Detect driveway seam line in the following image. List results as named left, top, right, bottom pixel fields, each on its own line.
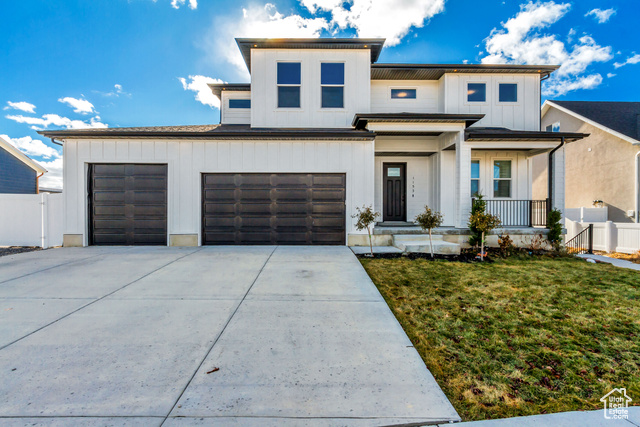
left=0, top=248, right=203, bottom=352
left=160, top=245, right=278, bottom=426
left=0, top=248, right=133, bottom=286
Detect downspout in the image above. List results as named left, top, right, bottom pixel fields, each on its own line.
left=36, top=172, right=44, bottom=194
left=548, top=136, right=565, bottom=211
left=635, top=151, right=640, bottom=223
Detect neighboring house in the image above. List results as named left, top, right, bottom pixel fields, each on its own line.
left=534, top=101, right=640, bottom=223
left=0, top=136, right=47, bottom=194
left=39, top=38, right=586, bottom=247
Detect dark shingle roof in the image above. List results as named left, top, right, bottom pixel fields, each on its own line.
left=551, top=101, right=640, bottom=142
left=465, top=127, right=588, bottom=142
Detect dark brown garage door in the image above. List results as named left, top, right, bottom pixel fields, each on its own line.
left=89, top=164, right=167, bottom=245
left=202, top=173, right=346, bottom=245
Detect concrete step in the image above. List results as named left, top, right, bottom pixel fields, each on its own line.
left=392, top=235, right=461, bottom=255
left=393, top=234, right=443, bottom=243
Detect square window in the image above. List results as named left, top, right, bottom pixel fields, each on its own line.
left=277, top=63, right=301, bottom=85
left=493, top=161, right=511, bottom=179
left=321, top=86, right=344, bottom=108
left=467, top=83, right=486, bottom=102
left=499, top=83, right=517, bottom=102
left=391, top=89, right=417, bottom=99
left=321, top=63, right=344, bottom=85
left=278, top=86, right=301, bottom=108
left=494, top=180, right=511, bottom=198
left=229, top=99, right=251, bottom=109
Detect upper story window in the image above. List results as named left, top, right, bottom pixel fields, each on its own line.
left=321, top=63, right=344, bottom=108
left=229, top=99, right=251, bottom=109
left=499, top=83, right=517, bottom=102
left=546, top=122, right=560, bottom=132
left=467, top=83, right=486, bottom=102
left=277, top=62, right=301, bottom=108
left=391, top=89, right=417, bottom=99
left=471, top=160, right=480, bottom=197
left=493, top=160, right=512, bottom=198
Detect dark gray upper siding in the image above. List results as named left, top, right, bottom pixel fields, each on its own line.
left=0, top=147, right=37, bottom=194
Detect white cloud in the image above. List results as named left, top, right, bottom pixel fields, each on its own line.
left=607, top=72, right=616, bottom=78
left=58, top=97, right=95, bottom=114
left=179, top=75, right=225, bottom=108
left=585, top=8, right=616, bottom=23
left=171, top=0, right=197, bottom=9
left=213, top=3, right=328, bottom=76
left=614, top=53, right=640, bottom=68
left=38, top=157, right=63, bottom=189
left=1, top=134, right=61, bottom=159
left=4, top=101, right=36, bottom=114
left=301, top=0, right=445, bottom=46
left=6, top=113, right=108, bottom=130
left=481, top=1, right=613, bottom=97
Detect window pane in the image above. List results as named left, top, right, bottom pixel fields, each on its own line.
left=493, top=161, right=511, bottom=179
left=552, top=123, right=560, bottom=132
left=277, top=62, right=301, bottom=85
left=471, top=179, right=479, bottom=197
left=391, top=89, right=417, bottom=99
left=321, top=86, right=344, bottom=108
left=321, top=63, right=344, bottom=85
left=278, top=86, right=300, bottom=108
left=494, top=180, right=511, bottom=198
left=546, top=124, right=553, bottom=132
left=467, top=83, right=486, bottom=102
left=387, top=167, right=401, bottom=177
left=471, top=160, right=480, bottom=179
left=229, top=99, right=251, bottom=109
left=499, top=83, right=517, bottom=102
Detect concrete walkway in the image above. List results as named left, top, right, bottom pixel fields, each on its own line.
left=577, top=254, right=640, bottom=271
left=441, top=407, right=640, bottom=426
left=0, top=246, right=459, bottom=426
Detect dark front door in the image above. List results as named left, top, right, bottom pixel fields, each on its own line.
left=202, top=173, right=346, bottom=245
left=383, top=163, right=406, bottom=222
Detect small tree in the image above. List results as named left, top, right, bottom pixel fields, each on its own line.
left=469, top=194, right=487, bottom=248
left=415, top=206, right=444, bottom=258
left=468, top=211, right=501, bottom=261
left=546, top=208, right=563, bottom=251
left=351, top=205, right=380, bottom=257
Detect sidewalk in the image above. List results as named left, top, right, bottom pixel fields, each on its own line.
left=578, top=254, right=640, bottom=272
left=440, top=407, right=639, bottom=426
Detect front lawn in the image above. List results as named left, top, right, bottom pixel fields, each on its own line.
left=360, top=255, right=640, bottom=421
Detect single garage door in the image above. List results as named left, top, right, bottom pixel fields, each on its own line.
left=202, top=173, right=345, bottom=245
left=89, top=164, right=167, bottom=245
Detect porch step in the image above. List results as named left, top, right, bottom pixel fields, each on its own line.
left=392, top=235, right=461, bottom=255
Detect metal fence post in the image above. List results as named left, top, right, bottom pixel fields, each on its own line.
left=588, top=224, right=594, bottom=254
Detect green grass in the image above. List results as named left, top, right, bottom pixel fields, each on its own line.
left=360, top=255, right=640, bottom=421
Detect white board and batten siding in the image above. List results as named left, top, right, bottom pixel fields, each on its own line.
left=370, top=80, right=440, bottom=113
left=221, top=91, right=251, bottom=124
left=250, top=49, right=371, bottom=128
left=63, top=139, right=375, bottom=245
left=443, top=73, right=541, bottom=131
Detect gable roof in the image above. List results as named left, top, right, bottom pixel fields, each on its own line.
left=0, top=136, right=47, bottom=174
left=544, top=100, right=640, bottom=145
left=235, top=38, right=385, bottom=72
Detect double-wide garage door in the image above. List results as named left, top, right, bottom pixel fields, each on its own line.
left=89, top=166, right=346, bottom=246
left=202, top=173, right=346, bottom=245
left=89, top=164, right=167, bottom=245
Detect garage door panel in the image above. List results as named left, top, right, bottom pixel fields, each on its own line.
left=202, top=173, right=345, bottom=245
left=90, top=164, right=167, bottom=246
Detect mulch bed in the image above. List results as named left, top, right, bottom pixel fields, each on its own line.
left=0, top=247, right=41, bottom=257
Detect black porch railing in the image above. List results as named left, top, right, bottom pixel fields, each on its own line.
left=565, top=224, right=594, bottom=254
left=472, top=198, right=549, bottom=227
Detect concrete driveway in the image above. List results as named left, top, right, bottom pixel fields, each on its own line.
left=0, top=246, right=459, bottom=426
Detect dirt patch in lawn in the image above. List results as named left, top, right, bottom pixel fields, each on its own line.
left=360, top=255, right=640, bottom=421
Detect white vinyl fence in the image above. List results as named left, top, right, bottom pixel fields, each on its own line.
left=0, top=193, right=63, bottom=248
left=565, top=207, right=608, bottom=223
left=565, top=218, right=640, bottom=254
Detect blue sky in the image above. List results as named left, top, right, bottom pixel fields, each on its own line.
left=3, top=0, right=639, bottom=188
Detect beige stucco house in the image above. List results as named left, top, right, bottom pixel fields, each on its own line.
left=534, top=101, right=640, bottom=223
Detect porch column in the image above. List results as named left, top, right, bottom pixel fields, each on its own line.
left=551, top=144, right=566, bottom=224
left=455, top=130, right=472, bottom=228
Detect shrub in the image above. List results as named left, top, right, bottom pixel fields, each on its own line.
left=352, top=205, right=380, bottom=257
left=469, top=195, right=487, bottom=247
left=415, top=206, right=444, bottom=258
left=547, top=208, right=563, bottom=250
left=469, top=210, right=501, bottom=261
left=498, top=234, right=515, bottom=257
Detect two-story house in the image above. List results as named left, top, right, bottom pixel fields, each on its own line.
left=40, top=38, right=587, bottom=248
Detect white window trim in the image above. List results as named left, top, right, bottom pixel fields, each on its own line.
left=496, top=82, right=519, bottom=104
left=492, top=159, right=513, bottom=199
left=465, top=81, right=488, bottom=105
left=320, top=61, right=346, bottom=110
left=276, top=61, right=302, bottom=110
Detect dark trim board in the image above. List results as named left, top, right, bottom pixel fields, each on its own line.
left=375, top=152, right=436, bottom=157
left=202, top=173, right=346, bottom=245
